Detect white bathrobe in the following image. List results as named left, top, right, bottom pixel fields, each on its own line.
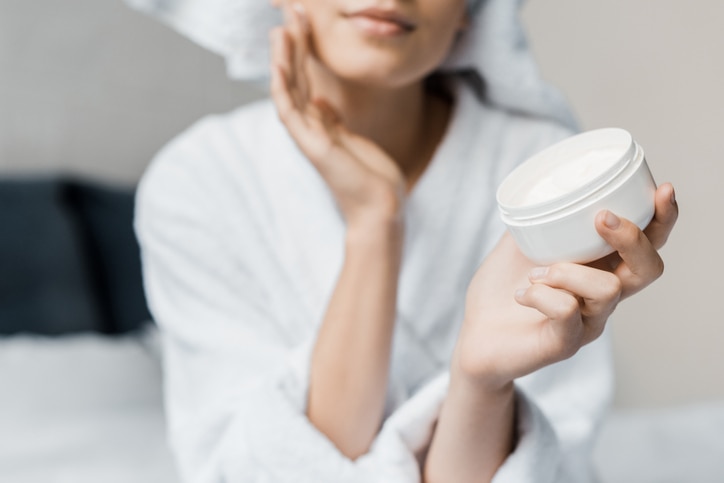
left=135, top=80, right=613, bottom=483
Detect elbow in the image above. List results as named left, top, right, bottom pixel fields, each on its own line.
left=341, top=442, right=372, bottom=462
left=306, top=408, right=375, bottom=461
left=319, top=424, right=375, bottom=462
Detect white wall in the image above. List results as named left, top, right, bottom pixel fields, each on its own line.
left=1, top=0, right=722, bottom=408
left=0, top=0, right=263, bottom=184
left=522, top=0, right=724, bottom=408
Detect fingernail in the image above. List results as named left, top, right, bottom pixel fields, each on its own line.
left=529, top=266, right=548, bottom=280
left=604, top=210, right=621, bottom=230
left=515, top=288, right=527, bottom=299
left=670, top=187, right=676, bottom=205
left=293, top=2, right=308, bottom=25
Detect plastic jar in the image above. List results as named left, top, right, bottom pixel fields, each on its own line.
left=496, top=128, right=657, bottom=264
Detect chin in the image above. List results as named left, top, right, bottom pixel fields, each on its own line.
left=316, top=44, right=440, bottom=89
left=332, top=64, right=424, bottom=89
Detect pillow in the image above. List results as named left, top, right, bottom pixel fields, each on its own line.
left=0, top=179, right=104, bottom=334
left=67, top=180, right=152, bottom=334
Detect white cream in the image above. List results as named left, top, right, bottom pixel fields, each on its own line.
left=519, top=147, right=622, bottom=206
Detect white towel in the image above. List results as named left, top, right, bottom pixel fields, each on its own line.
left=124, top=0, right=577, bottom=129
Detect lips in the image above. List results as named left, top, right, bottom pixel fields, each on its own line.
left=344, top=7, right=417, bottom=36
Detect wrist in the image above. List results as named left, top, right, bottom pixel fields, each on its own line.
left=346, top=184, right=405, bottom=234
left=346, top=216, right=404, bottom=247
left=450, top=365, right=516, bottom=406
left=451, top=338, right=515, bottom=396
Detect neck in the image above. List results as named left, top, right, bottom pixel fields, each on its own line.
left=307, top=63, right=452, bottom=192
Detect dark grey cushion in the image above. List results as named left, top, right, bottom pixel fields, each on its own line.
left=67, top=181, right=151, bottom=333
left=0, top=179, right=104, bottom=334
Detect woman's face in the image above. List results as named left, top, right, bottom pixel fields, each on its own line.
left=290, top=0, right=468, bottom=87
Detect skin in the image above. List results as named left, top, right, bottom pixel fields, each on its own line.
left=268, top=0, right=679, bottom=479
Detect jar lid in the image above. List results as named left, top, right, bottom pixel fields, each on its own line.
left=497, top=128, right=636, bottom=220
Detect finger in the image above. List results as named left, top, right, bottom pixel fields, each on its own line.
left=515, top=284, right=584, bottom=361
left=270, top=28, right=292, bottom=79
left=276, top=5, right=306, bottom=110
left=288, top=3, right=311, bottom=108
left=528, top=263, right=620, bottom=340
left=529, top=263, right=621, bottom=314
left=271, top=64, right=308, bottom=137
left=516, top=283, right=581, bottom=324
left=272, top=27, right=307, bottom=111
left=269, top=29, right=293, bottom=114
left=595, top=211, right=665, bottom=298
left=643, top=182, right=678, bottom=250
left=270, top=39, right=317, bottom=151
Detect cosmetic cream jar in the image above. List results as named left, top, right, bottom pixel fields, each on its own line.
left=496, top=128, right=657, bottom=265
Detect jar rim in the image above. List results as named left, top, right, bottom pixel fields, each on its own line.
left=497, top=128, right=638, bottom=221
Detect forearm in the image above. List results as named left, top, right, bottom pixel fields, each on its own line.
left=307, top=220, right=403, bottom=459
left=424, top=363, right=516, bottom=483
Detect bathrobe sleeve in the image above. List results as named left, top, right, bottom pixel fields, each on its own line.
left=134, top=117, right=431, bottom=483
left=495, top=333, right=613, bottom=482
left=135, top=112, right=611, bottom=483
left=359, top=330, right=613, bottom=483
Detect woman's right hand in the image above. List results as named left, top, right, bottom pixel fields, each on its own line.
left=269, top=4, right=406, bottom=229
left=456, top=184, right=677, bottom=391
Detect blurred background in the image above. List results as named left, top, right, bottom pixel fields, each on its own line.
left=525, top=0, right=724, bottom=410
left=1, top=0, right=722, bottom=481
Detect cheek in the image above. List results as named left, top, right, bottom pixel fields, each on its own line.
left=304, top=4, right=344, bottom=58
left=400, top=17, right=464, bottom=78
left=416, top=22, right=462, bottom=68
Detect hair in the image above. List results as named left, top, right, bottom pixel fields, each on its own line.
left=467, top=0, right=485, bottom=14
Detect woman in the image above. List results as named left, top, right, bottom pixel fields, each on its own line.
left=133, top=0, right=678, bottom=481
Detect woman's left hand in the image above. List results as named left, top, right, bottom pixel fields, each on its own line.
left=269, top=2, right=407, bottom=229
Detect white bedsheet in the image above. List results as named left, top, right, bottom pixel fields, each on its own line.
left=0, top=328, right=178, bottom=483
left=0, top=330, right=722, bottom=483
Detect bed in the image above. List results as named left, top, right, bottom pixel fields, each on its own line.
left=2, top=329, right=724, bottom=483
